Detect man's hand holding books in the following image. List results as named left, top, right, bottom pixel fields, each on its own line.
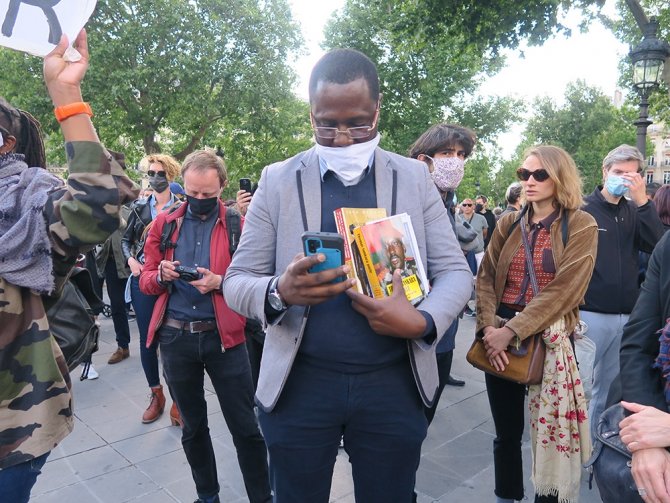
left=346, top=269, right=427, bottom=339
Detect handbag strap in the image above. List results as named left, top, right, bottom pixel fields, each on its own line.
left=519, top=215, right=540, bottom=298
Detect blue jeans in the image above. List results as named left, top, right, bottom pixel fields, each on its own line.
left=130, top=275, right=160, bottom=387
left=158, top=327, right=270, bottom=502
left=259, top=357, right=427, bottom=503
left=0, top=451, right=50, bottom=503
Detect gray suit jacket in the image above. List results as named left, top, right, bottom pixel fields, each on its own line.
left=224, top=146, right=472, bottom=411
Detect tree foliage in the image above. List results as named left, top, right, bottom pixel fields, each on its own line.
left=606, top=0, right=670, bottom=125
left=512, top=80, right=637, bottom=192
left=322, top=0, right=604, bottom=156
left=0, top=0, right=306, bottom=170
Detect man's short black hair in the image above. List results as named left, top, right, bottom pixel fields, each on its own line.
left=309, top=49, right=380, bottom=103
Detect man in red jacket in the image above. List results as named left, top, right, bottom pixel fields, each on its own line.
left=140, top=150, right=270, bottom=503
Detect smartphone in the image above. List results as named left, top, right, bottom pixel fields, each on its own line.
left=301, top=231, right=345, bottom=282
left=239, top=178, right=252, bottom=194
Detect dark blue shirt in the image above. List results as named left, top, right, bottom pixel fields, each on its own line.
left=298, top=167, right=408, bottom=372
left=166, top=205, right=217, bottom=321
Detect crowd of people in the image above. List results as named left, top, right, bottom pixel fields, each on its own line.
left=3, top=30, right=670, bottom=503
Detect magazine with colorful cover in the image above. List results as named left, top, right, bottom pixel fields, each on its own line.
left=333, top=207, right=387, bottom=295
left=352, top=213, right=429, bottom=305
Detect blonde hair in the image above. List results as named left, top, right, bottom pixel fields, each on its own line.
left=522, top=145, right=583, bottom=210
left=142, top=154, right=181, bottom=182
left=181, top=149, right=227, bottom=187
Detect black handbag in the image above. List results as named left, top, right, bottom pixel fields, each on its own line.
left=584, top=403, right=643, bottom=503
left=44, top=267, right=103, bottom=376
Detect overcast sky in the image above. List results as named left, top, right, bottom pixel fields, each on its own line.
left=287, top=0, right=630, bottom=156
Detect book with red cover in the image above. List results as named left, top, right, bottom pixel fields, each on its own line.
left=352, top=213, right=429, bottom=305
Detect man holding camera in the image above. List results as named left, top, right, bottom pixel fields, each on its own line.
left=139, top=150, right=270, bottom=503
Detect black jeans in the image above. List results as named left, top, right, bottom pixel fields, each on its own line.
left=158, top=327, right=271, bottom=502
left=104, top=258, right=130, bottom=348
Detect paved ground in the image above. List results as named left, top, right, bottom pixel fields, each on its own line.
left=31, top=312, right=603, bottom=502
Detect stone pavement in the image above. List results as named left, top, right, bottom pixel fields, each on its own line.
left=31, top=313, right=603, bottom=502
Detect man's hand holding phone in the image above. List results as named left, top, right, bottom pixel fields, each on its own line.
left=277, top=254, right=355, bottom=306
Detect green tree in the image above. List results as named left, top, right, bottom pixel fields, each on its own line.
left=322, top=0, right=603, bottom=155
left=606, top=1, right=670, bottom=125
left=519, top=80, right=637, bottom=191
left=0, top=0, right=303, bottom=166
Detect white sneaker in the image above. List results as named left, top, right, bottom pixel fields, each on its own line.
left=81, top=363, right=99, bottom=380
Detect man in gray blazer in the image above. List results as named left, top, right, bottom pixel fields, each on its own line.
left=224, top=49, right=472, bottom=503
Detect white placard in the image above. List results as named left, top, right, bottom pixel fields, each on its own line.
left=0, top=0, right=97, bottom=59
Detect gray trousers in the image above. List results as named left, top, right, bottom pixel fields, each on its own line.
left=579, top=310, right=629, bottom=433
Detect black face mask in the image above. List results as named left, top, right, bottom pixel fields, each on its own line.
left=187, top=195, right=219, bottom=216
left=148, top=176, right=169, bottom=193
left=475, top=203, right=484, bottom=213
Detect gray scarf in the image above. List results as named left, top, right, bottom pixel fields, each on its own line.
left=0, top=153, right=63, bottom=294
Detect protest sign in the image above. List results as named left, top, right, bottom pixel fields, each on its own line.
left=0, top=0, right=96, bottom=59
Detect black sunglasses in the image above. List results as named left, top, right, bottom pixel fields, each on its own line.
left=147, top=170, right=167, bottom=178
left=516, top=168, right=550, bottom=182
left=461, top=203, right=473, bottom=207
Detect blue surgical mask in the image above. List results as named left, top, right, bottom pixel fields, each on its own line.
left=605, top=174, right=629, bottom=197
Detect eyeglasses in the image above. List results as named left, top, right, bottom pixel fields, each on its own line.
left=516, top=168, right=550, bottom=182
left=312, top=109, right=379, bottom=140
left=461, top=203, right=473, bottom=207
left=147, top=170, right=167, bottom=178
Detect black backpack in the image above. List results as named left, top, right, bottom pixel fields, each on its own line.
left=45, top=267, right=104, bottom=378
left=159, top=205, right=242, bottom=256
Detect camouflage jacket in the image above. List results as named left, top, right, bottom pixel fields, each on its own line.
left=0, top=142, right=138, bottom=469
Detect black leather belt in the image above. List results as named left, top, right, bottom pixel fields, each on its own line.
left=164, top=318, right=217, bottom=334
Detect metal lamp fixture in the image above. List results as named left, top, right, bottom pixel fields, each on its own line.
left=630, top=19, right=670, bottom=93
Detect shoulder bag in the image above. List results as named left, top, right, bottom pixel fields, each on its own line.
left=466, top=215, right=545, bottom=385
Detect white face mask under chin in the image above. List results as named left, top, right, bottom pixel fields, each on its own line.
left=315, top=134, right=381, bottom=186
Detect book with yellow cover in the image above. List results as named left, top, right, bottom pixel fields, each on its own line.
left=352, top=213, right=429, bottom=305
left=333, top=207, right=387, bottom=295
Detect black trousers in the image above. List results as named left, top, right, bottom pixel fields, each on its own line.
left=159, top=327, right=271, bottom=502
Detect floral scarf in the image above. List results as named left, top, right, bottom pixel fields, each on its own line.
left=528, top=317, right=591, bottom=503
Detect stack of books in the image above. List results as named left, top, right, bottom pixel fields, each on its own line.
left=334, top=208, right=429, bottom=305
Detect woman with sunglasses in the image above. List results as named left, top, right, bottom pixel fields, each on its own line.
left=122, top=154, right=182, bottom=425
left=475, top=145, right=597, bottom=503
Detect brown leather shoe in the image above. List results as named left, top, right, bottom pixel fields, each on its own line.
left=107, top=347, right=129, bottom=364
left=170, top=402, right=183, bottom=428
left=142, top=385, right=166, bottom=423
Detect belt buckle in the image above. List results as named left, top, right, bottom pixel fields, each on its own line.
left=189, top=321, right=202, bottom=334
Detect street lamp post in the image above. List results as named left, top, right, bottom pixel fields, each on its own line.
left=626, top=0, right=670, bottom=158
left=474, top=179, right=481, bottom=195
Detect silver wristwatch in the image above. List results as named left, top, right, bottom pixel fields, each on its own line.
left=267, top=276, right=288, bottom=312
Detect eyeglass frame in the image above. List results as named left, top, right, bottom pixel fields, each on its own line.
left=147, top=170, right=167, bottom=178
left=311, top=107, right=380, bottom=140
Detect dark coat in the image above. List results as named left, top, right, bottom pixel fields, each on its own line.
left=620, top=232, right=670, bottom=411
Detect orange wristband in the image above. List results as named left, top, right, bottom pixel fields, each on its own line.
left=54, top=102, right=93, bottom=122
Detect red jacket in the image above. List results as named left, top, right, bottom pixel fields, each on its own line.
left=139, top=201, right=246, bottom=349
